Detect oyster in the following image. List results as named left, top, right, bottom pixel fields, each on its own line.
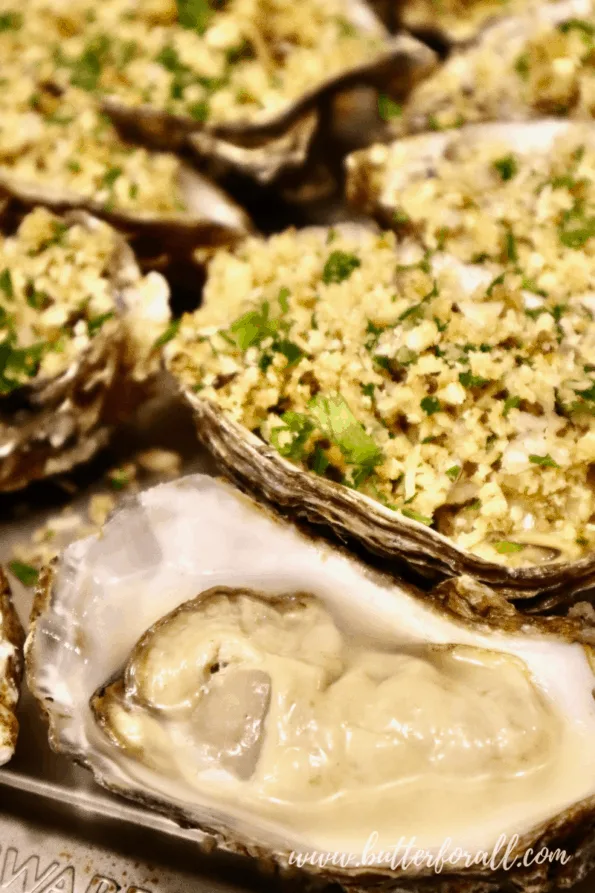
left=387, top=0, right=594, bottom=135
left=381, top=0, right=542, bottom=43
left=166, top=204, right=595, bottom=599
left=0, top=86, right=251, bottom=257
left=0, top=207, right=170, bottom=492
left=26, top=474, right=595, bottom=890
left=8, top=0, right=436, bottom=186
left=0, top=569, right=23, bottom=767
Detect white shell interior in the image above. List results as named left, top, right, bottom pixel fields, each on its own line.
left=28, top=475, right=595, bottom=863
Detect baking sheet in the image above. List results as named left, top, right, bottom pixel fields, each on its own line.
left=1, top=382, right=594, bottom=893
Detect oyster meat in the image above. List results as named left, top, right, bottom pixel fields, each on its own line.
left=0, top=207, right=170, bottom=491
left=0, top=569, right=24, bottom=767
left=26, top=475, right=595, bottom=890
left=167, top=201, right=595, bottom=599
left=388, top=0, right=594, bottom=135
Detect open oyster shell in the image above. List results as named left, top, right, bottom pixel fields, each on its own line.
left=26, top=475, right=595, bottom=890
left=0, top=84, right=251, bottom=258
left=0, top=569, right=23, bottom=767
left=388, top=0, right=593, bottom=135
left=378, top=0, right=540, bottom=44
left=346, top=117, right=589, bottom=226
left=166, top=211, right=595, bottom=601
left=0, top=165, right=252, bottom=262
left=0, top=209, right=170, bottom=492
left=61, top=1, right=436, bottom=186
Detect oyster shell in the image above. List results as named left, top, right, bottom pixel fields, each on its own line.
left=0, top=208, right=170, bottom=492
left=0, top=569, right=23, bottom=767
left=0, top=165, right=252, bottom=261
left=166, top=210, right=595, bottom=599
left=346, top=117, right=587, bottom=226
left=26, top=474, right=595, bottom=890
left=383, top=0, right=539, bottom=44
left=0, top=87, right=251, bottom=257
left=387, top=0, right=594, bottom=135
left=33, top=0, right=436, bottom=186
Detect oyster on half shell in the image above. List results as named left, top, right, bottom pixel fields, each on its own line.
left=0, top=86, right=251, bottom=259
left=0, top=569, right=23, bottom=767
left=26, top=475, right=595, bottom=891
left=385, top=0, right=594, bottom=136
left=166, top=205, right=595, bottom=603
left=374, top=0, right=547, bottom=44
left=0, top=208, right=170, bottom=492
left=33, top=0, right=436, bottom=187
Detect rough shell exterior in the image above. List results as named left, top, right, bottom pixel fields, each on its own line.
left=102, top=31, right=436, bottom=186
left=0, top=213, right=165, bottom=492
left=179, top=392, right=595, bottom=606
left=0, top=569, right=24, bottom=767
left=0, top=164, right=252, bottom=262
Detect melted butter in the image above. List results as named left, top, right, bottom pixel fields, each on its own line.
left=92, top=588, right=588, bottom=854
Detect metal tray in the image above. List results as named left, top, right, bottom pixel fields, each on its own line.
left=0, top=385, right=594, bottom=893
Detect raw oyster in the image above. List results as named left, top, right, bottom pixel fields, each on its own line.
left=388, top=0, right=594, bottom=135
left=0, top=569, right=23, bottom=767
left=26, top=474, right=595, bottom=890
left=0, top=207, right=170, bottom=491
left=9, top=0, right=436, bottom=186
left=166, top=206, right=595, bottom=599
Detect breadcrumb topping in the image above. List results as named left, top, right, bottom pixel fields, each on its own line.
left=170, top=131, right=595, bottom=566
left=0, top=0, right=385, bottom=125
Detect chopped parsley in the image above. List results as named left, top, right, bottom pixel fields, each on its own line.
left=446, top=465, right=461, bottom=481
left=0, top=11, right=22, bottom=31
left=529, top=453, right=559, bottom=468
left=322, top=251, right=361, bottom=285
left=87, top=311, right=115, bottom=337
left=378, top=94, right=402, bottom=121
left=274, top=339, right=303, bottom=368
left=558, top=18, right=595, bottom=37
left=493, top=154, right=518, bottom=182
left=393, top=209, right=410, bottom=226
left=504, top=228, right=518, bottom=263
left=153, top=319, right=181, bottom=350
left=188, top=100, right=210, bottom=122
left=401, top=507, right=433, bottom=526
left=503, top=395, right=520, bottom=417
left=309, top=393, right=383, bottom=471
left=69, top=34, right=112, bottom=92
left=494, top=541, right=525, bottom=554
left=0, top=269, right=14, bottom=300
left=0, top=340, right=49, bottom=394
left=177, top=0, right=214, bottom=33
left=515, top=52, right=530, bottom=79
left=459, top=371, right=490, bottom=388
left=102, top=166, right=123, bottom=190
left=269, top=412, right=314, bottom=461
left=8, top=561, right=39, bottom=587
left=421, top=396, right=441, bottom=415
left=228, top=303, right=277, bottom=352
left=109, top=468, right=130, bottom=490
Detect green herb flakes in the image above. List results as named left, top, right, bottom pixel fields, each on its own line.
left=322, top=251, right=361, bottom=285
left=421, top=396, right=441, bottom=415
left=9, top=561, right=39, bottom=587
left=529, top=454, right=560, bottom=468
left=494, top=541, right=524, bottom=554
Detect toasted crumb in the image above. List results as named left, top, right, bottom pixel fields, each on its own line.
left=136, top=449, right=182, bottom=476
